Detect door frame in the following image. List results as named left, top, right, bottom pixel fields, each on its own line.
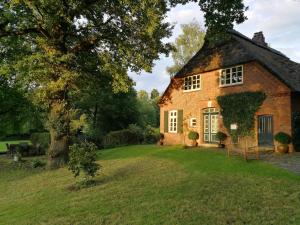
left=257, top=114, right=274, bottom=147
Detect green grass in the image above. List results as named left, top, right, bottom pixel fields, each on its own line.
left=0, top=140, right=30, bottom=152
left=1, top=145, right=300, bottom=225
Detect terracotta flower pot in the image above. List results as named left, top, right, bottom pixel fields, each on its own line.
left=277, top=145, right=289, bottom=154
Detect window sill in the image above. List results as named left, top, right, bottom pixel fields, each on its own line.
left=219, top=83, right=243, bottom=88
left=183, top=89, right=201, bottom=93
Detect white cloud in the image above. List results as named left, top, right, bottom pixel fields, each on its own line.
left=236, top=0, right=300, bottom=61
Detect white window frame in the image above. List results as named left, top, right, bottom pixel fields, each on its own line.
left=219, top=65, right=243, bottom=87
left=183, top=74, right=201, bottom=92
left=190, top=118, right=197, bottom=128
left=168, top=110, right=177, bottom=133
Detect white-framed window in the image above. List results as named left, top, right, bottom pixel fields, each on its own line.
left=220, top=65, right=243, bottom=87
left=190, top=118, right=197, bottom=128
left=183, top=74, right=201, bottom=91
left=169, top=110, right=177, bottom=133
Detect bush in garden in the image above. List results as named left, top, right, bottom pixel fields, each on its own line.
left=103, top=130, right=132, bottom=148
left=188, top=131, right=199, bottom=140
left=31, top=159, right=46, bottom=168
left=68, top=142, right=100, bottom=182
left=128, top=124, right=144, bottom=143
left=274, top=132, right=292, bottom=145
left=144, top=125, right=160, bottom=144
left=30, top=132, right=50, bottom=153
left=216, top=131, right=227, bottom=143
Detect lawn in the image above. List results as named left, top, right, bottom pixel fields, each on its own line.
left=1, top=145, right=300, bottom=225
left=0, top=140, right=30, bottom=152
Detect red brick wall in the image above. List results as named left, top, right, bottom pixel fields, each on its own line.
left=159, top=61, right=292, bottom=147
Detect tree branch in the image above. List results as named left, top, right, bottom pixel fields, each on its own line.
left=0, top=28, right=40, bottom=38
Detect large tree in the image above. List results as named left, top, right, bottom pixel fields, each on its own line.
left=167, top=20, right=205, bottom=76
left=0, top=0, right=174, bottom=167
left=0, top=0, right=248, bottom=167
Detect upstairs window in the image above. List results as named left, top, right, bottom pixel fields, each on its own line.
left=220, top=65, right=243, bottom=87
left=183, top=75, right=201, bottom=91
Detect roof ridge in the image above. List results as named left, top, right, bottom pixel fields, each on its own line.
left=229, top=30, right=288, bottom=59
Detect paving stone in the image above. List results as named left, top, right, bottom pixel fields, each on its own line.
left=260, top=152, right=300, bottom=175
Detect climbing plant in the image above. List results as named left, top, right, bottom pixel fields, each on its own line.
left=217, top=91, right=266, bottom=141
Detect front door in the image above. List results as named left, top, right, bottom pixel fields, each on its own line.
left=258, top=115, right=274, bottom=147
left=203, top=108, right=219, bottom=143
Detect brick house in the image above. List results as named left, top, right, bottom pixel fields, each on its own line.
left=159, top=30, right=300, bottom=149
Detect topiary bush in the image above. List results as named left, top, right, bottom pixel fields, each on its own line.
left=188, top=131, right=199, bottom=140
left=274, top=132, right=292, bottom=145
left=216, top=131, right=227, bottom=143
left=68, top=142, right=100, bottom=182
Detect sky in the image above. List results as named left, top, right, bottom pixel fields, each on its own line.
left=129, top=0, right=300, bottom=94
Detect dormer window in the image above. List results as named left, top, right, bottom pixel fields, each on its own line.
left=183, top=74, right=201, bottom=91
left=220, top=65, right=243, bottom=87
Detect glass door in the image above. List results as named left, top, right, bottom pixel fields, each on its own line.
left=203, top=108, right=219, bottom=143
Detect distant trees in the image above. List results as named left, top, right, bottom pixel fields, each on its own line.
left=137, top=89, right=160, bottom=128
left=167, top=21, right=205, bottom=76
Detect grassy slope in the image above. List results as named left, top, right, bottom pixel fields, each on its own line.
left=0, top=145, right=300, bottom=225
left=0, top=140, right=30, bottom=152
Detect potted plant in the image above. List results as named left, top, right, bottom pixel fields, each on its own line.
left=274, top=132, right=292, bottom=154
left=188, top=131, right=199, bottom=147
left=216, top=131, right=227, bottom=148
left=159, top=133, right=164, bottom=146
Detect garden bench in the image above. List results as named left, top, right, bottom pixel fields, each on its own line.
left=226, top=138, right=260, bottom=161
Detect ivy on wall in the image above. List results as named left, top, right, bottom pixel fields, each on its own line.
left=217, top=91, right=266, bottom=141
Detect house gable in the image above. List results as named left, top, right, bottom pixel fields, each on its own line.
left=159, top=30, right=300, bottom=105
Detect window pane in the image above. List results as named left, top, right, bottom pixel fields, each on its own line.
left=232, top=72, right=238, bottom=83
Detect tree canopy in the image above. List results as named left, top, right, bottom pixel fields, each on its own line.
left=167, top=20, right=205, bottom=76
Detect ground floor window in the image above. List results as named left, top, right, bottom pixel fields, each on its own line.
left=169, top=110, right=177, bottom=133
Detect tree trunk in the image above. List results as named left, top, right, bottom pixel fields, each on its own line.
left=47, top=101, right=70, bottom=169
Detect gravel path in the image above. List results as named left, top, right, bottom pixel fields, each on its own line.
left=260, top=152, right=300, bottom=175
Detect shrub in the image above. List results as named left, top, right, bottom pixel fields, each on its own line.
left=216, top=132, right=227, bottom=143
left=274, top=132, right=292, bottom=145
left=103, top=129, right=137, bottom=148
left=68, top=142, right=100, bottom=180
left=128, top=124, right=144, bottom=143
left=144, top=126, right=160, bottom=144
left=31, top=159, right=46, bottom=168
left=30, top=132, right=50, bottom=153
left=188, top=131, right=199, bottom=140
